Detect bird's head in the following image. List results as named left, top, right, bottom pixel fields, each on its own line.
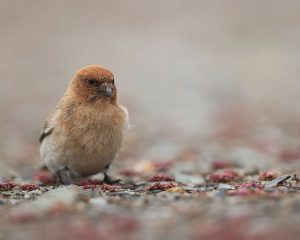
left=69, top=65, right=117, bottom=104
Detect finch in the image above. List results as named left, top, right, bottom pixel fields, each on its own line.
left=39, top=65, right=129, bottom=184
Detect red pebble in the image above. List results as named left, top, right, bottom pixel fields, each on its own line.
left=80, top=179, right=104, bottom=190
left=212, top=160, right=232, bottom=169
left=0, top=182, right=17, bottom=191
left=20, top=184, right=39, bottom=191
left=236, top=181, right=264, bottom=190
left=153, top=161, right=173, bottom=171
left=80, top=179, right=103, bottom=186
left=229, top=181, right=264, bottom=196
left=82, top=185, right=97, bottom=190
left=33, top=170, right=56, bottom=185
left=148, top=174, right=175, bottom=182
left=100, top=183, right=120, bottom=192
left=146, top=182, right=176, bottom=191
left=119, top=169, right=139, bottom=177
left=259, top=171, right=281, bottom=181
left=208, top=169, right=239, bottom=183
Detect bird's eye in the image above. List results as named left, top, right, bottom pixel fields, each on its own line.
left=112, top=79, right=115, bottom=84
left=88, top=79, right=97, bottom=85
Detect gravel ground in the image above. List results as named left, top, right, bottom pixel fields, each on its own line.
left=1, top=143, right=300, bottom=240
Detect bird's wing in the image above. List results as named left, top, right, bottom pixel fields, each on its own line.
left=39, top=121, right=54, bottom=143
left=39, top=100, right=64, bottom=144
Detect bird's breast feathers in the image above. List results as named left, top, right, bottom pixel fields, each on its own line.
left=66, top=103, right=128, bottom=147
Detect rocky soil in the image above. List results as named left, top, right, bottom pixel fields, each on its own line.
left=1, top=146, right=300, bottom=240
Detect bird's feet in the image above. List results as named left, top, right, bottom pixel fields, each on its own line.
left=103, top=172, right=121, bottom=185
left=54, top=166, right=73, bottom=187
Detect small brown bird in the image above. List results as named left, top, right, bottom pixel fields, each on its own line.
left=39, top=65, right=129, bottom=184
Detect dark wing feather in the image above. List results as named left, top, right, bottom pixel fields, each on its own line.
left=39, top=121, right=54, bottom=143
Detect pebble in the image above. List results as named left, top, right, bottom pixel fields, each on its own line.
left=174, top=173, right=205, bottom=184
left=264, top=174, right=292, bottom=188
left=217, top=183, right=235, bottom=190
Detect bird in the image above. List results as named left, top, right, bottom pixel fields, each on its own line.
left=39, top=65, right=129, bottom=185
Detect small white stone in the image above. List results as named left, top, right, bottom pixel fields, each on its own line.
left=175, top=173, right=205, bottom=184
left=218, top=183, right=235, bottom=190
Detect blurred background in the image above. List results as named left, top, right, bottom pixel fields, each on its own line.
left=1, top=0, right=300, bottom=172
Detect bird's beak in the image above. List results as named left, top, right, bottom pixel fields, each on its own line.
left=104, top=86, right=113, bottom=97
left=100, top=83, right=113, bottom=97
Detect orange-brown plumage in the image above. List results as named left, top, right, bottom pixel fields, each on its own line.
left=39, top=65, right=129, bottom=184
